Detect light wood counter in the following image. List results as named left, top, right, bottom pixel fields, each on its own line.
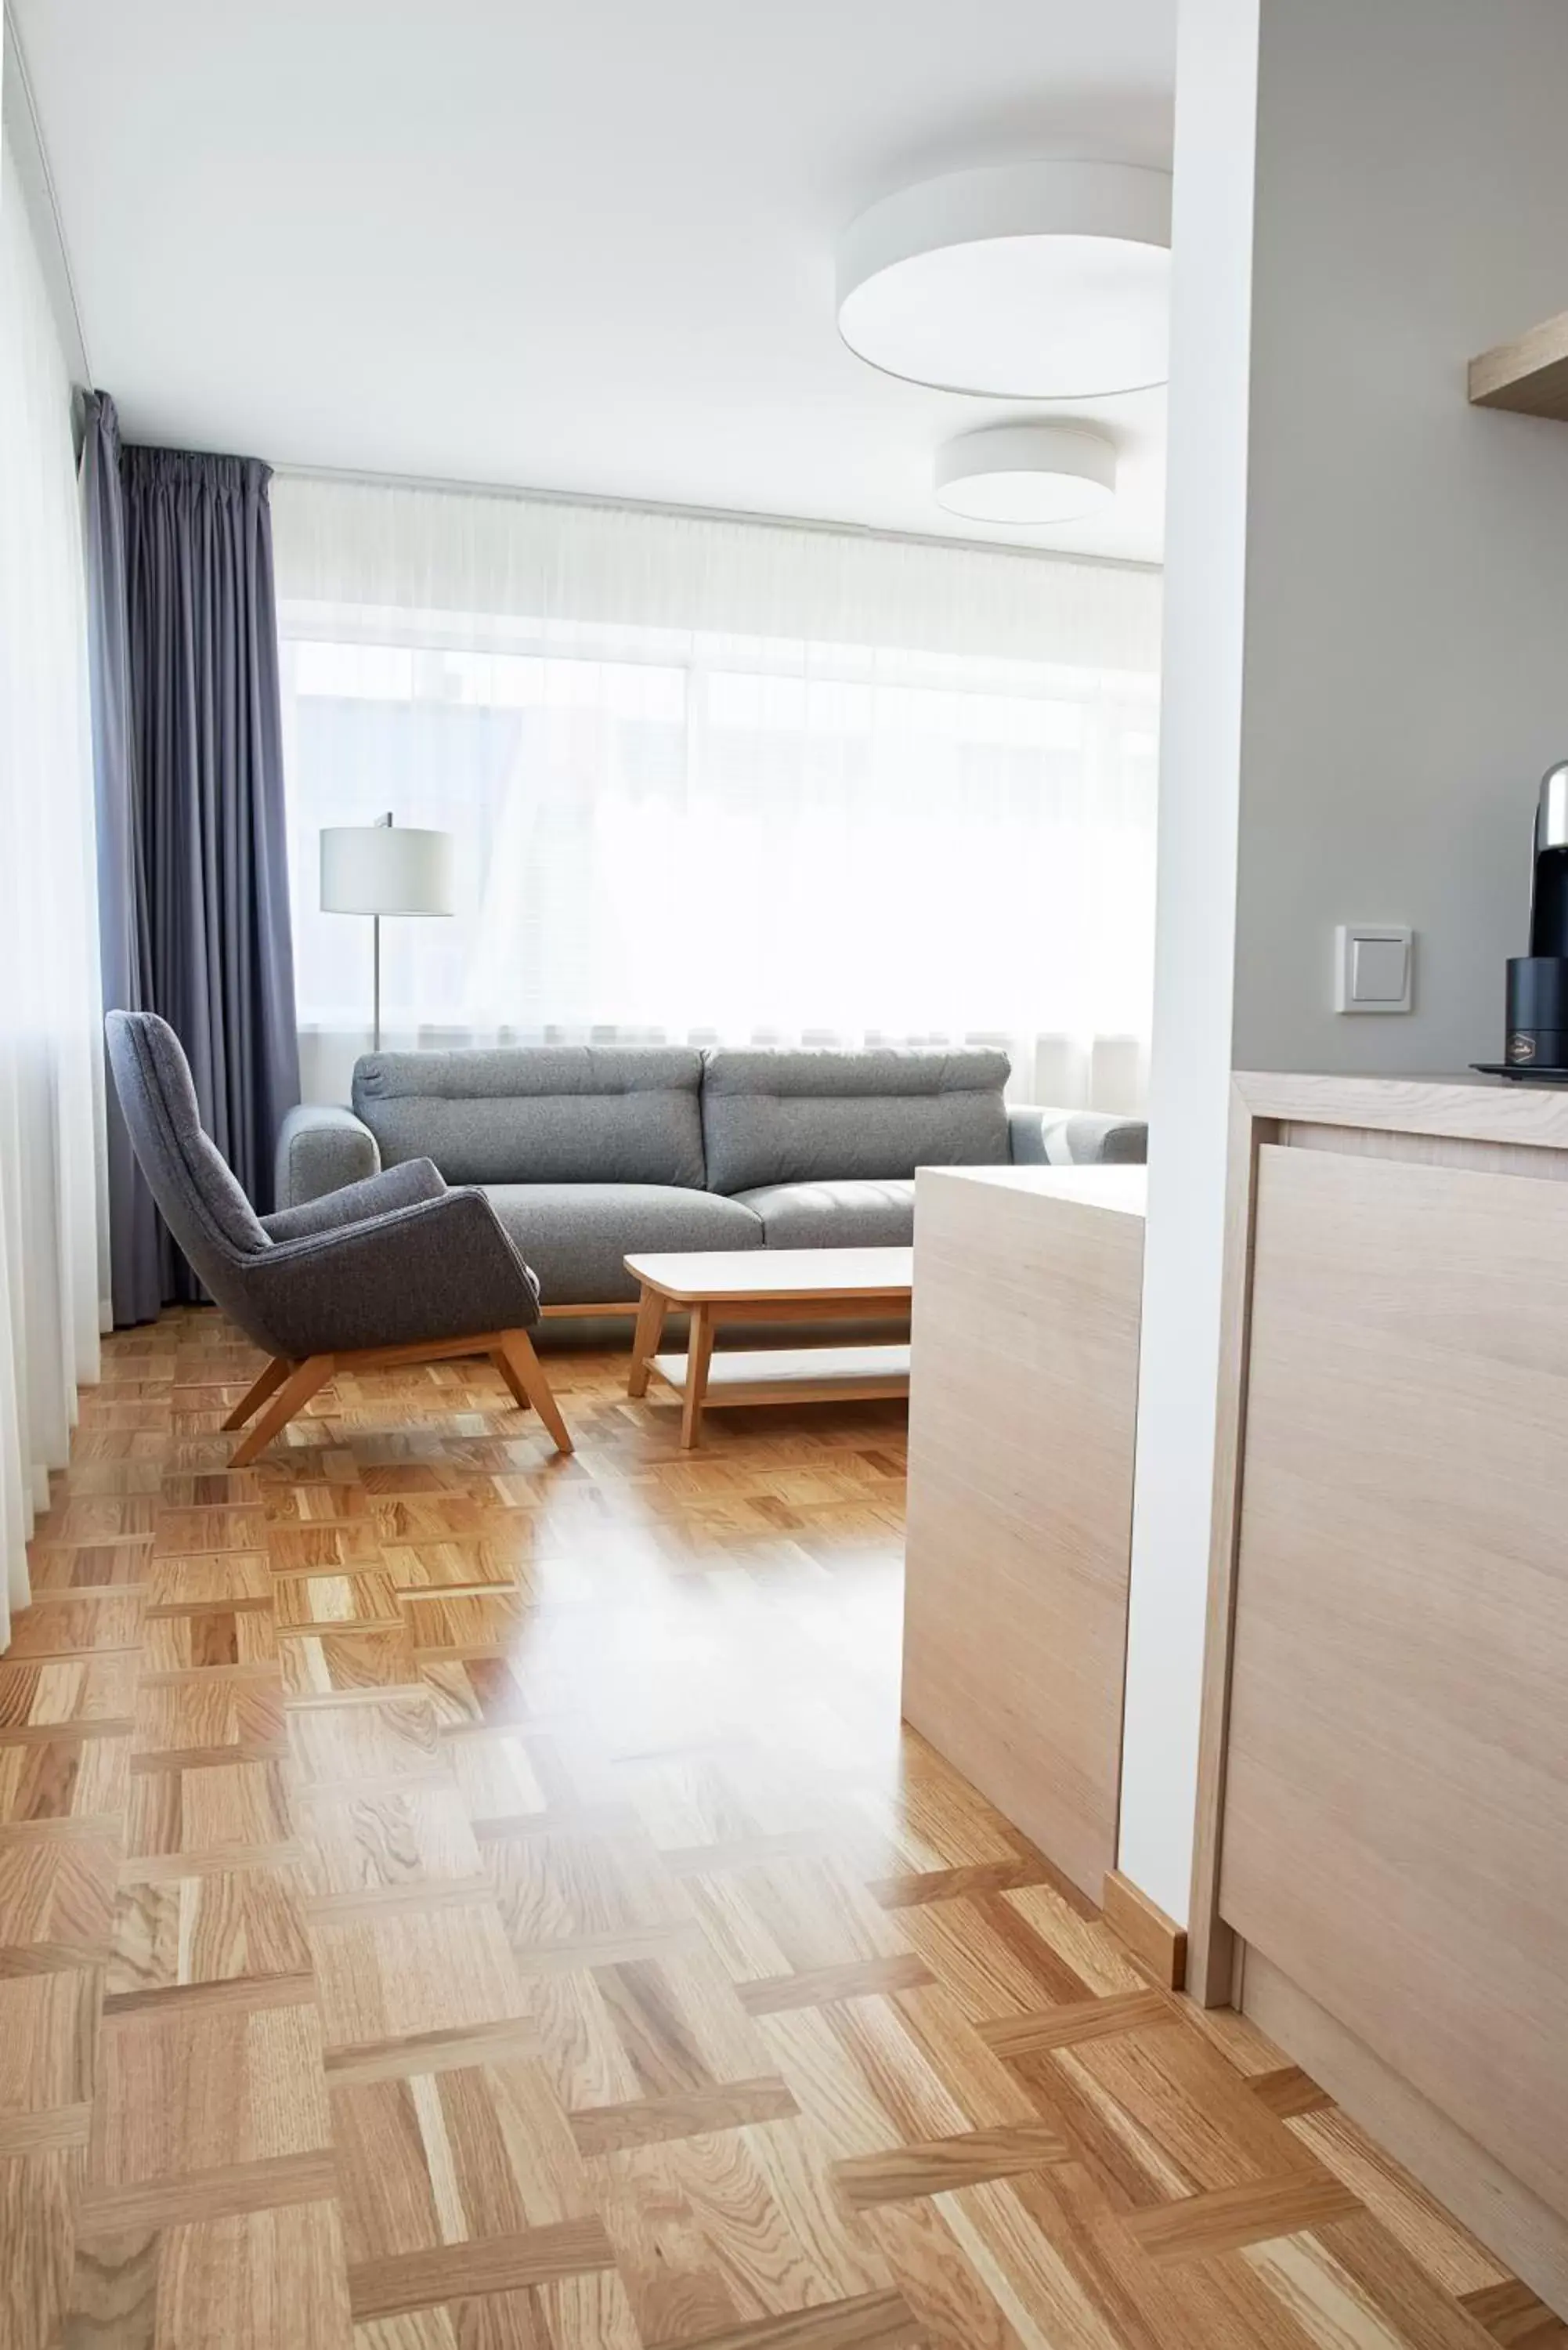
left=901, top=1163, right=1145, bottom=1902
left=1194, top=1069, right=1568, bottom=2316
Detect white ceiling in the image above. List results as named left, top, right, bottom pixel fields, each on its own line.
left=13, top=0, right=1174, bottom=562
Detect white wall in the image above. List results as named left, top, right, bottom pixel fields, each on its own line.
left=1117, top=0, right=1259, bottom=1925
left=1121, top=0, right=1568, bottom=1924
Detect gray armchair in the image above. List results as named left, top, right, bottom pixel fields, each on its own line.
left=104, top=1011, right=571, bottom=1465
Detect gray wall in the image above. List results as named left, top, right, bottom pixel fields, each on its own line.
left=1122, top=0, right=1568, bottom=1922
left=1234, top=0, right=1568, bottom=1077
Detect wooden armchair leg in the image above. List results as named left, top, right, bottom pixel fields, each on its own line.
left=230, top=1355, right=335, bottom=1467
left=490, top=1345, right=531, bottom=1412
left=222, top=1356, right=292, bottom=1431
left=496, top=1329, right=573, bottom=1455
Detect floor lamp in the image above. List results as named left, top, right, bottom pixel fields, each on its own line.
left=320, top=815, right=456, bottom=1052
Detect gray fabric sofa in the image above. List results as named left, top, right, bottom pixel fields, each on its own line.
left=276, top=1045, right=1147, bottom=1309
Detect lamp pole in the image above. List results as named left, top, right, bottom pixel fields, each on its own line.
left=372, top=811, right=392, bottom=1051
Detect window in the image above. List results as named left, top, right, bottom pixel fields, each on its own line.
left=273, top=480, right=1159, bottom=1108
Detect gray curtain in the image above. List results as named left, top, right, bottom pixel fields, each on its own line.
left=81, top=392, right=161, bottom=1324
left=81, top=396, right=301, bottom=1312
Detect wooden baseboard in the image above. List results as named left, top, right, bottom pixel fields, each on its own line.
left=1244, top=1947, right=1568, bottom=2319
left=1102, top=1869, right=1187, bottom=1990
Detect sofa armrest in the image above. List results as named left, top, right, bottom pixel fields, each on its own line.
left=1008, top=1104, right=1149, bottom=1166
left=247, top=1187, right=541, bottom=1358
left=261, top=1159, right=445, bottom=1242
left=275, top=1104, right=381, bottom=1209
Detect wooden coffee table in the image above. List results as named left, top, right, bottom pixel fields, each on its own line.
left=623, top=1246, right=912, bottom=1449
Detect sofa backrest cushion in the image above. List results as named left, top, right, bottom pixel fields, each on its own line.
left=352, top=1047, right=707, bottom=1186
left=701, top=1047, right=1010, bottom=1193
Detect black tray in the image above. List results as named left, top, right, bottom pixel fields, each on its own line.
left=1471, top=1061, right=1568, bottom=1083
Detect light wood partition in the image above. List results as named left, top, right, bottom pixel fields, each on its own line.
left=901, top=1164, right=1145, bottom=1900
left=1192, top=1072, right=1568, bottom=2315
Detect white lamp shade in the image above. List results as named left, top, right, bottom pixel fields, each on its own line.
left=320, top=826, right=456, bottom=916
left=934, top=421, right=1117, bottom=526
left=836, top=161, right=1172, bottom=400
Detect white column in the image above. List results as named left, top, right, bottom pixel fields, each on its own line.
left=1117, top=0, right=1259, bottom=1924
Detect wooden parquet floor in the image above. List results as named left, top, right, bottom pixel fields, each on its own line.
left=1, top=1308, right=1562, bottom=2348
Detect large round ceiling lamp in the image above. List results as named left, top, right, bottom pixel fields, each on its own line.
left=836, top=162, right=1172, bottom=400
left=934, top=421, right=1116, bottom=526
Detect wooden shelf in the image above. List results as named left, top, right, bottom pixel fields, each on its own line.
left=647, top=1343, right=909, bottom=1410
left=1469, top=308, right=1568, bottom=418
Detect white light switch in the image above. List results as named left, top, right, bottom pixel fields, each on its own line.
left=1335, top=925, right=1413, bottom=1013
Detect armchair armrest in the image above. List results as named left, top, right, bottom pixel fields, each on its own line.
left=1008, top=1104, right=1149, bottom=1166
left=246, top=1187, right=542, bottom=1361
left=274, top=1104, right=381, bottom=1210
left=261, top=1158, right=446, bottom=1242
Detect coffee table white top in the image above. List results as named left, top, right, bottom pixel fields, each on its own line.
left=623, top=1246, right=912, bottom=1304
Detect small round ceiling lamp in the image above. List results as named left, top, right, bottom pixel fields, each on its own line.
left=934, top=421, right=1117, bottom=526
left=836, top=161, right=1171, bottom=400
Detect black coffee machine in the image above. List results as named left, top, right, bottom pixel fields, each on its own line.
left=1476, top=761, right=1568, bottom=1079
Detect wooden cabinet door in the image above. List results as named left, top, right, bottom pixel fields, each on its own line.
left=1219, top=1142, right=1568, bottom=2215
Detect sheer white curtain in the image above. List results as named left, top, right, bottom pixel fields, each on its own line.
left=272, top=476, right=1161, bottom=1111
left=0, top=143, right=107, bottom=1640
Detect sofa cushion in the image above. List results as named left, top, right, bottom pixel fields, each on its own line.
left=484, top=1182, right=763, bottom=1305
left=734, top=1178, right=915, bottom=1250
left=702, top=1047, right=1010, bottom=1194
left=352, top=1047, right=706, bottom=1187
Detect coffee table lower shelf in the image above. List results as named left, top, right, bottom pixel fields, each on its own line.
left=645, top=1343, right=911, bottom=1418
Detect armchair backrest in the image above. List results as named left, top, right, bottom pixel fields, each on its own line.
left=105, top=1012, right=271, bottom=1318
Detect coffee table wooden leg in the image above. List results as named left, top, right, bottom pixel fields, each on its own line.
left=681, top=1303, right=714, bottom=1450
left=628, top=1282, right=668, bottom=1398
